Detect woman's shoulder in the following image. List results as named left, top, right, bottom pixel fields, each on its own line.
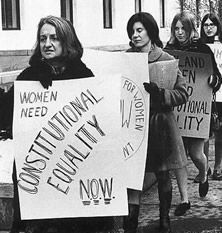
left=67, top=58, right=94, bottom=78
left=164, top=42, right=176, bottom=50
left=16, top=66, right=37, bottom=81
left=190, top=39, right=213, bottom=54
left=149, top=46, right=174, bottom=63
left=126, top=47, right=136, bottom=52
left=159, top=49, right=175, bottom=61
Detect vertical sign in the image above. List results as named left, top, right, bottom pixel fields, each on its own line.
left=208, top=43, right=222, bottom=102
left=165, top=50, right=213, bottom=138
left=83, top=49, right=149, bottom=190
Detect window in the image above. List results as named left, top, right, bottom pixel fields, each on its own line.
left=1, top=0, right=20, bottom=30
left=135, top=0, right=142, bottom=13
left=160, top=0, right=165, bottom=28
left=103, top=0, right=112, bottom=28
left=61, top=0, right=73, bottom=23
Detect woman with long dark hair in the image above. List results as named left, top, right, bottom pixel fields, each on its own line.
left=200, top=13, right=222, bottom=181
left=165, top=11, right=221, bottom=213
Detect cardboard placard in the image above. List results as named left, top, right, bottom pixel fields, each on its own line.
left=83, top=49, right=149, bottom=190
left=208, top=43, right=222, bottom=102
left=165, top=49, right=213, bottom=138
left=13, top=75, right=128, bottom=219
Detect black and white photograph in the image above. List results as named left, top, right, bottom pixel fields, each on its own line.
left=0, top=0, right=222, bottom=233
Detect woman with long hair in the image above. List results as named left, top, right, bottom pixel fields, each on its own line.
left=165, top=11, right=221, bottom=213
left=0, top=15, right=113, bottom=233
left=200, top=13, right=222, bottom=181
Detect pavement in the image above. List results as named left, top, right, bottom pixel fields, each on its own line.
left=137, top=137, right=222, bottom=233
left=0, top=137, right=222, bottom=233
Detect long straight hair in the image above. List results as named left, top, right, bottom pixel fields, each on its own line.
left=167, top=11, right=199, bottom=45
left=200, top=13, right=222, bottom=43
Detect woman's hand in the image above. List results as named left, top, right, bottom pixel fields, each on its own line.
left=143, top=82, right=164, bottom=105
left=143, top=82, right=162, bottom=97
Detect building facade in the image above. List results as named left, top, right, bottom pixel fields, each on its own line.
left=0, top=0, right=180, bottom=51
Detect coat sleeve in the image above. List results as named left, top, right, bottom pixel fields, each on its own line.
left=0, top=69, right=26, bottom=133
left=0, top=86, right=14, bottom=132
left=207, top=45, right=222, bottom=92
left=163, top=69, right=189, bottom=107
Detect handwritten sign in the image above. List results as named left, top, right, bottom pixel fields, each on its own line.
left=165, top=50, right=213, bottom=138
left=13, top=75, right=128, bottom=219
left=208, top=43, right=222, bottom=102
left=83, top=49, right=149, bottom=190
left=149, top=59, right=179, bottom=89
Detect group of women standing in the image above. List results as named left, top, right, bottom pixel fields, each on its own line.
left=0, top=8, right=221, bottom=233
left=123, top=10, right=222, bottom=233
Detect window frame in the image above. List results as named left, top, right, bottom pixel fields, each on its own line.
left=160, top=0, right=165, bottom=28
left=103, top=0, right=112, bottom=29
left=60, top=0, right=73, bottom=24
left=1, top=0, right=20, bottom=30
left=135, top=0, right=142, bottom=13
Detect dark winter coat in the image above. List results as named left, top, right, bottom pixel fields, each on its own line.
left=127, top=45, right=188, bottom=172
left=0, top=58, right=93, bottom=134
left=0, top=57, right=115, bottom=232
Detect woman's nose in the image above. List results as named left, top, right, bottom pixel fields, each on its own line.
left=132, top=31, right=139, bottom=38
left=45, top=37, right=52, bottom=47
left=178, top=28, right=183, bottom=34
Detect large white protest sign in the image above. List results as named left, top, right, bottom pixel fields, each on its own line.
left=165, top=50, right=213, bottom=138
left=208, top=43, right=222, bottom=102
left=13, top=75, right=128, bottom=220
left=83, top=49, right=149, bottom=191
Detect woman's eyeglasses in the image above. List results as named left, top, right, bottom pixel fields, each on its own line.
left=203, top=23, right=215, bottom=28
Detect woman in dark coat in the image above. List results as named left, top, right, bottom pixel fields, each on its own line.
left=164, top=11, right=216, bottom=217
left=200, top=12, right=222, bottom=181
left=124, top=12, right=188, bottom=233
left=0, top=15, right=113, bottom=233
left=165, top=11, right=221, bottom=203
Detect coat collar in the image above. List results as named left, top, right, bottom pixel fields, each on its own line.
left=148, top=45, right=163, bottom=63
left=126, top=44, right=164, bottom=63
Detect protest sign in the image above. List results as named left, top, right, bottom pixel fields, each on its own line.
left=83, top=49, right=149, bottom=191
left=208, top=43, right=222, bottom=102
left=149, top=59, right=179, bottom=89
left=165, top=49, right=213, bottom=138
left=13, top=75, right=128, bottom=219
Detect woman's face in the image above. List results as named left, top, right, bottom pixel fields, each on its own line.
left=175, top=20, right=188, bottom=44
left=40, top=23, right=63, bottom=60
left=131, top=22, right=151, bottom=52
left=203, top=18, right=217, bottom=37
